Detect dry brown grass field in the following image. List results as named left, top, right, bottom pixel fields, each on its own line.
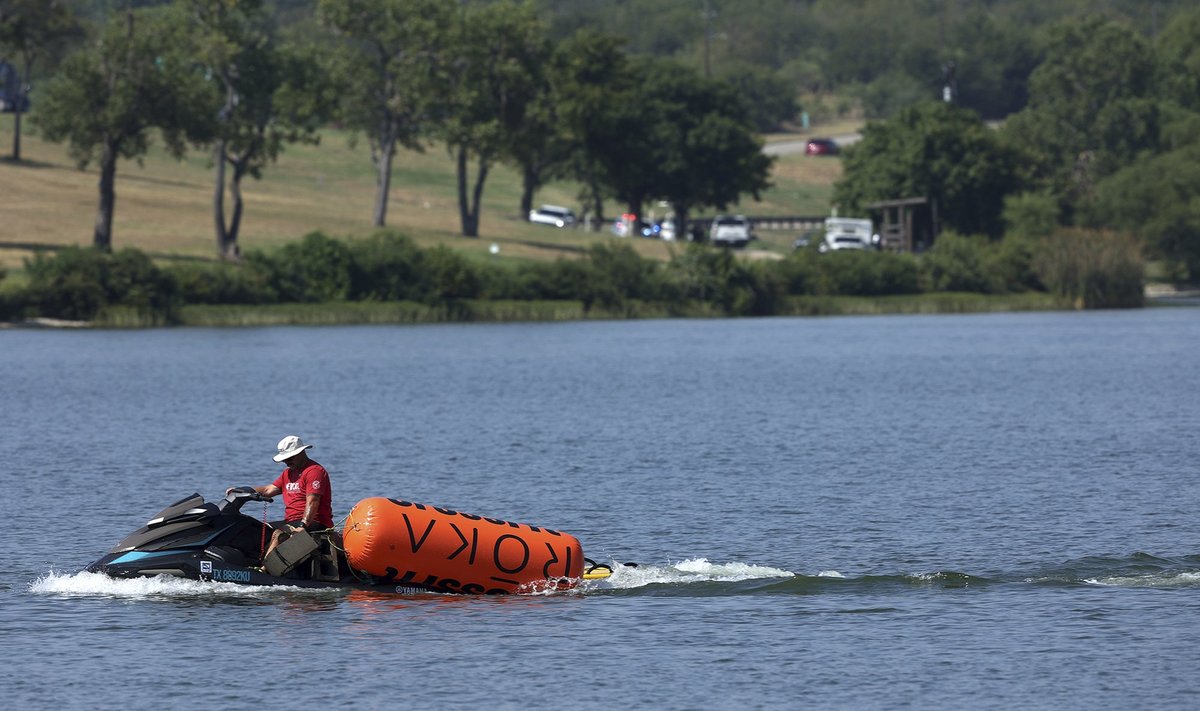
left=0, top=121, right=849, bottom=272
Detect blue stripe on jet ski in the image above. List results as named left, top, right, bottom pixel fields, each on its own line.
left=110, top=550, right=186, bottom=565
left=109, top=525, right=235, bottom=565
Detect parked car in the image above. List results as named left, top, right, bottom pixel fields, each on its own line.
left=817, top=217, right=874, bottom=252
left=792, top=230, right=820, bottom=250
left=529, top=205, right=576, bottom=227
left=805, top=138, right=839, bottom=156
left=709, top=215, right=753, bottom=248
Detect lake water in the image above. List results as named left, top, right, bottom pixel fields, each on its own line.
left=4, top=308, right=1199, bottom=709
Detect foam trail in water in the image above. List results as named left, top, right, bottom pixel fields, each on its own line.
left=29, top=570, right=320, bottom=597
left=1083, top=571, right=1200, bottom=588
left=584, top=557, right=794, bottom=591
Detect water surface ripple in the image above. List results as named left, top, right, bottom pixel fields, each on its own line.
left=3, top=308, right=1199, bottom=708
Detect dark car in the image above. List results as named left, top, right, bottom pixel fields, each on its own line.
left=805, top=138, right=839, bottom=156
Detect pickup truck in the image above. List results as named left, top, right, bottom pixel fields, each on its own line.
left=709, top=215, right=753, bottom=248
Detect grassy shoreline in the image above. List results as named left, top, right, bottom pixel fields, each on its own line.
left=0, top=126, right=846, bottom=272
left=0, top=292, right=1070, bottom=329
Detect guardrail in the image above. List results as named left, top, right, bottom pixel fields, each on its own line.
left=688, top=216, right=827, bottom=232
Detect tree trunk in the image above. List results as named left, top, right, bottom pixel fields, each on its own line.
left=213, top=139, right=230, bottom=257
left=225, top=159, right=247, bottom=261
left=456, top=147, right=471, bottom=235
left=675, top=204, right=690, bottom=242
left=12, top=111, right=22, bottom=162
left=456, top=147, right=489, bottom=238
left=12, top=57, right=30, bottom=161
left=588, top=178, right=605, bottom=231
left=520, top=163, right=537, bottom=220
left=93, top=140, right=118, bottom=251
left=372, top=134, right=396, bottom=227
left=471, top=155, right=489, bottom=238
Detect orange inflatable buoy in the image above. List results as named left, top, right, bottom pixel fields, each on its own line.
left=342, top=497, right=585, bottom=594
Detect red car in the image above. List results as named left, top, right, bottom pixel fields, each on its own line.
left=805, top=138, right=839, bottom=156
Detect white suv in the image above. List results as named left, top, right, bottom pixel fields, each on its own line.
left=709, top=215, right=753, bottom=247
left=529, top=205, right=576, bottom=228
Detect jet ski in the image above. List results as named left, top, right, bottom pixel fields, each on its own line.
left=87, top=488, right=615, bottom=593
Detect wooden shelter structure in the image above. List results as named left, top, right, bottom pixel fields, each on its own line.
left=865, top=197, right=938, bottom=253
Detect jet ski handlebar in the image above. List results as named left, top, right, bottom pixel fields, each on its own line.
left=224, top=486, right=274, bottom=504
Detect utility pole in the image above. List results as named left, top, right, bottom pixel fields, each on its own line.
left=702, top=0, right=714, bottom=78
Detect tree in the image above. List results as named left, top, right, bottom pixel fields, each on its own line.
left=834, top=101, right=1019, bottom=238
left=550, top=29, right=636, bottom=228
left=716, top=62, right=797, bottom=132
left=483, top=4, right=559, bottom=222
left=437, top=0, right=546, bottom=238
left=1001, top=16, right=1158, bottom=213
left=635, top=60, right=773, bottom=243
left=34, top=6, right=213, bottom=251
left=1085, top=146, right=1200, bottom=281
left=187, top=0, right=333, bottom=260
left=1156, top=7, right=1200, bottom=114
left=0, top=0, right=82, bottom=161
left=318, top=0, right=451, bottom=228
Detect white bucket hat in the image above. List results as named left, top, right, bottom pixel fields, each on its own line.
left=273, top=435, right=313, bottom=463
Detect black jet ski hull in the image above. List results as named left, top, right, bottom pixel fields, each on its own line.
left=86, top=491, right=443, bottom=594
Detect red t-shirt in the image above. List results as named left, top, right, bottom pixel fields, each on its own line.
left=272, top=461, right=333, bottom=528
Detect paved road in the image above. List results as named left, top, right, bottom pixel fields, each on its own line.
left=763, top=133, right=861, bottom=156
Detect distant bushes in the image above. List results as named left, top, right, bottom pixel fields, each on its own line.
left=5, top=227, right=1144, bottom=325
left=1032, top=228, right=1144, bottom=308
left=13, top=247, right=182, bottom=323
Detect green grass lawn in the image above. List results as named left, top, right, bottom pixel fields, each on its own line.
left=0, top=121, right=847, bottom=271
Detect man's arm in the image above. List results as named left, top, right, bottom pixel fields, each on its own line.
left=295, top=493, right=321, bottom=528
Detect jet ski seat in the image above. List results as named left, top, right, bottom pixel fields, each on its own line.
left=264, top=530, right=320, bottom=577
left=308, top=529, right=341, bottom=582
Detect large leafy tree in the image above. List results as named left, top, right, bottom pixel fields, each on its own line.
left=482, top=4, right=559, bottom=222
left=1156, top=7, right=1200, bottom=116
left=564, top=55, right=771, bottom=233
left=1002, top=16, right=1158, bottom=213
left=318, top=0, right=451, bottom=228
left=634, top=59, right=773, bottom=240
left=34, top=5, right=213, bottom=251
left=1086, top=146, right=1200, bottom=281
left=0, top=0, right=82, bottom=161
left=550, top=29, right=636, bottom=228
left=834, top=101, right=1019, bottom=238
left=187, top=0, right=333, bottom=260
left=437, top=0, right=546, bottom=238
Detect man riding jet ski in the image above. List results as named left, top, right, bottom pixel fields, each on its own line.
left=86, top=487, right=357, bottom=589
left=87, top=488, right=620, bottom=592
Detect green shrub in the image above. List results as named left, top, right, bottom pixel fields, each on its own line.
left=772, top=250, right=821, bottom=296
left=664, top=245, right=735, bottom=304
left=481, top=260, right=588, bottom=302
left=985, top=235, right=1042, bottom=292
left=802, top=250, right=921, bottom=296
left=22, top=246, right=180, bottom=322
left=1003, top=191, right=1060, bottom=240
left=920, top=232, right=999, bottom=293
left=105, top=249, right=182, bottom=316
left=170, top=257, right=281, bottom=304
left=1033, top=228, right=1144, bottom=308
left=724, top=259, right=785, bottom=316
left=347, top=231, right=424, bottom=301
left=274, top=231, right=356, bottom=302
left=581, top=241, right=663, bottom=311
left=420, top=245, right=481, bottom=303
